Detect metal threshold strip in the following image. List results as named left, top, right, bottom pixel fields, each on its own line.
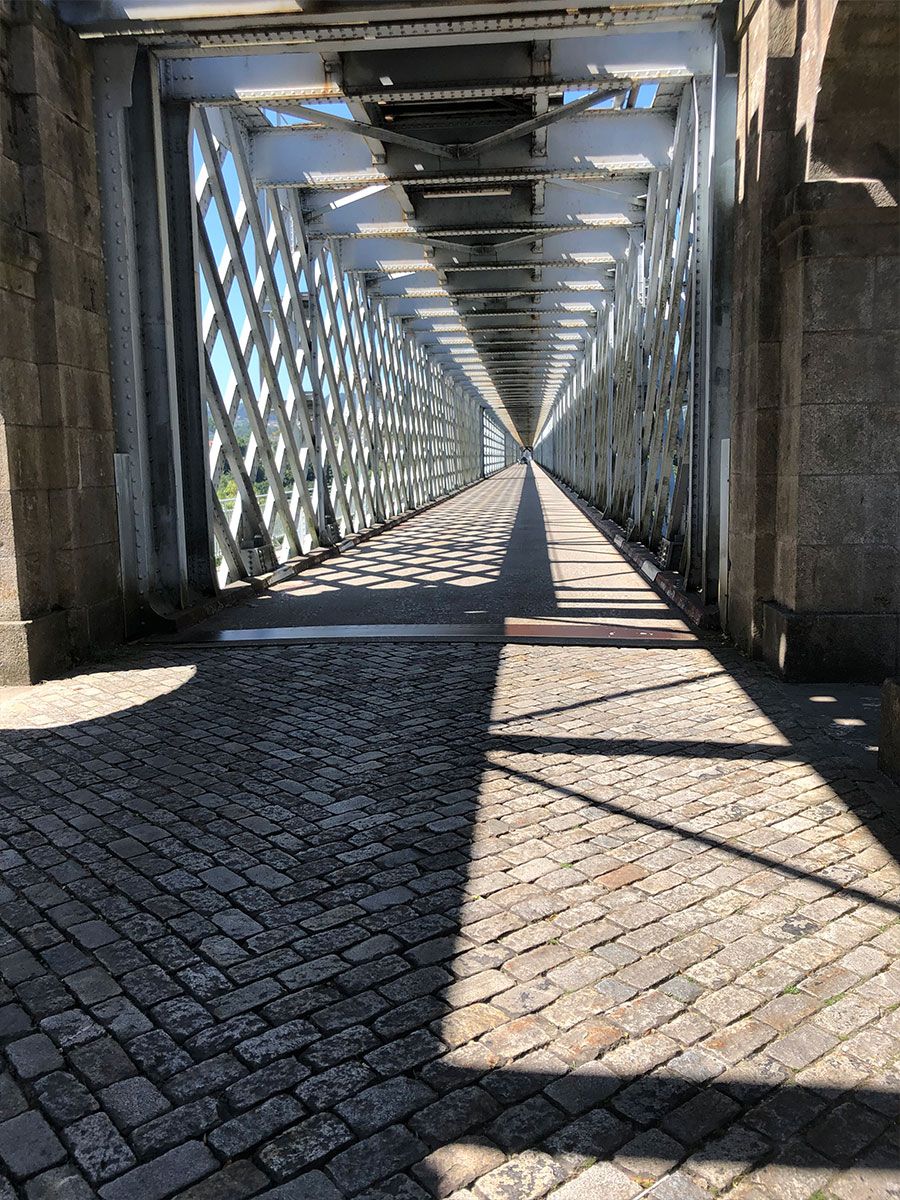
left=160, top=620, right=706, bottom=650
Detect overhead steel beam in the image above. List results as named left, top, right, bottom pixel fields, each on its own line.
left=262, top=165, right=652, bottom=192
left=385, top=294, right=606, bottom=316
left=336, top=230, right=629, bottom=269
left=405, top=317, right=595, bottom=333
left=370, top=265, right=618, bottom=296
left=64, top=7, right=719, bottom=58
left=422, top=333, right=587, bottom=344
left=157, top=28, right=712, bottom=102
left=374, top=285, right=612, bottom=302
left=249, top=110, right=675, bottom=186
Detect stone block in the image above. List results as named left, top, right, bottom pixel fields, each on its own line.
left=0, top=257, right=35, bottom=301
left=0, top=484, right=12, bottom=551
left=10, top=546, right=55, bottom=617
left=797, top=403, right=870, bottom=477
left=802, top=255, right=875, bottom=332
left=802, top=217, right=900, bottom=262
left=0, top=610, right=70, bottom=685
left=76, top=430, right=116, bottom=488
left=800, top=331, right=899, bottom=406
left=2, top=425, right=41, bottom=491
left=18, top=157, right=102, bottom=260
left=874, top=253, right=900, bottom=330
left=0, top=356, right=41, bottom=427
left=795, top=543, right=898, bottom=613
left=46, top=302, right=109, bottom=374
left=9, top=488, right=51, bottom=549
left=0, top=287, right=38, bottom=364
left=772, top=531, right=797, bottom=610
left=760, top=601, right=899, bottom=682
left=38, top=364, right=112, bottom=431
left=796, top=472, right=896, bottom=548
left=0, top=153, right=27, bottom=230
left=878, top=677, right=900, bottom=782
left=0, top=553, right=21, bottom=621
left=63, top=604, right=91, bottom=662
left=48, top=485, right=117, bottom=553
left=85, top=593, right=124, bottom=650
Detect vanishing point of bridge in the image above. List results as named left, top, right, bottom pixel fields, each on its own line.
left=0, top=2, right=898, bottom=1199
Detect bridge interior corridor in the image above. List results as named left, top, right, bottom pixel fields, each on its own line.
left=190, top=466, right=696, bottom=642
left=0, top=2, right=898, bottom=1200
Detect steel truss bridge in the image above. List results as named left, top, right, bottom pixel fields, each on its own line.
left=62, top=0, right=735, bottom=621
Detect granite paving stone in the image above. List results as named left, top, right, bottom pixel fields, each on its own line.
left=0, top=1111, right=66, bottom=1180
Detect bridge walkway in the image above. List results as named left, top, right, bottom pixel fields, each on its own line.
left=0, top=472, right=896, bottom=1200
left=189, top=464, right=698, bottom=647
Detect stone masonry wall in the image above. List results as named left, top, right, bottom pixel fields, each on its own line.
left=0, top=0, right=121, bottom=684
left=728, top=0, right=899, bottom=682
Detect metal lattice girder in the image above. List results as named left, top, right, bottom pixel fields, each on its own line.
left=534, top=72, right=730, bottom=596
left=192, top=106, right=489, bottom=585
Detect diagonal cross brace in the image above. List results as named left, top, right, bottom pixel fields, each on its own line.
left=456, top=87, right=623, bottom=157
left=269, top=87, right=621, bottom=163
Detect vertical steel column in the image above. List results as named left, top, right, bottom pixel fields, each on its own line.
left=129, top=53, right=189, bottom=607
left=631, top=232, right=646, bottom=533
left=161, top=95, right=216, bottom=596
left=709, top=52, right=737, bottom=619
left=94, top=47, right=212, bottom=618
left=688, top=69, right=714, bottom=597
left=605, top=303, right=615, bottom=512
left=92, top=45, right=149, bottom=631
left=688, top=38, right=733, bottom=605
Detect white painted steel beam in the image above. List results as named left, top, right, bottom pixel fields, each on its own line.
left=249, top=111, right=675, bottom=187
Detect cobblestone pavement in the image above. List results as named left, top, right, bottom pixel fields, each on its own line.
left=0, top=637, right=898, bottom=1199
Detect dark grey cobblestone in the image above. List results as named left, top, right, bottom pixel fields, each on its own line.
left=99, top=1077, right=170, bottom=1130
left=4, top=1035, right=62, bottom=1081
left=131, top=1096, right=220, bottom=1158
left=22, top=1165, right=95, bottom=1200
left=0, top=1111, right=65, bottom=1179
left=208, top=1094, right=306, bottom=1157
left=33, top=1071, right=97, bottom=1125
left=224, top=1057, right=309, bottom=1110
left=177, top=1161, right=269, bottom=1200
left=258, top=1111, right=353, bottom=1178
left=0, top=629, right=897, bottom=1199
left=63, top=1111, right=136, bottom=1183
left=97, top=1141, right=218, bottom=1200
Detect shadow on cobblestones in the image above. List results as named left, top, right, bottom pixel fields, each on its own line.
left=0, top=625, right=898, bottom=1194
left=497, top=761, right=900, bottom=917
